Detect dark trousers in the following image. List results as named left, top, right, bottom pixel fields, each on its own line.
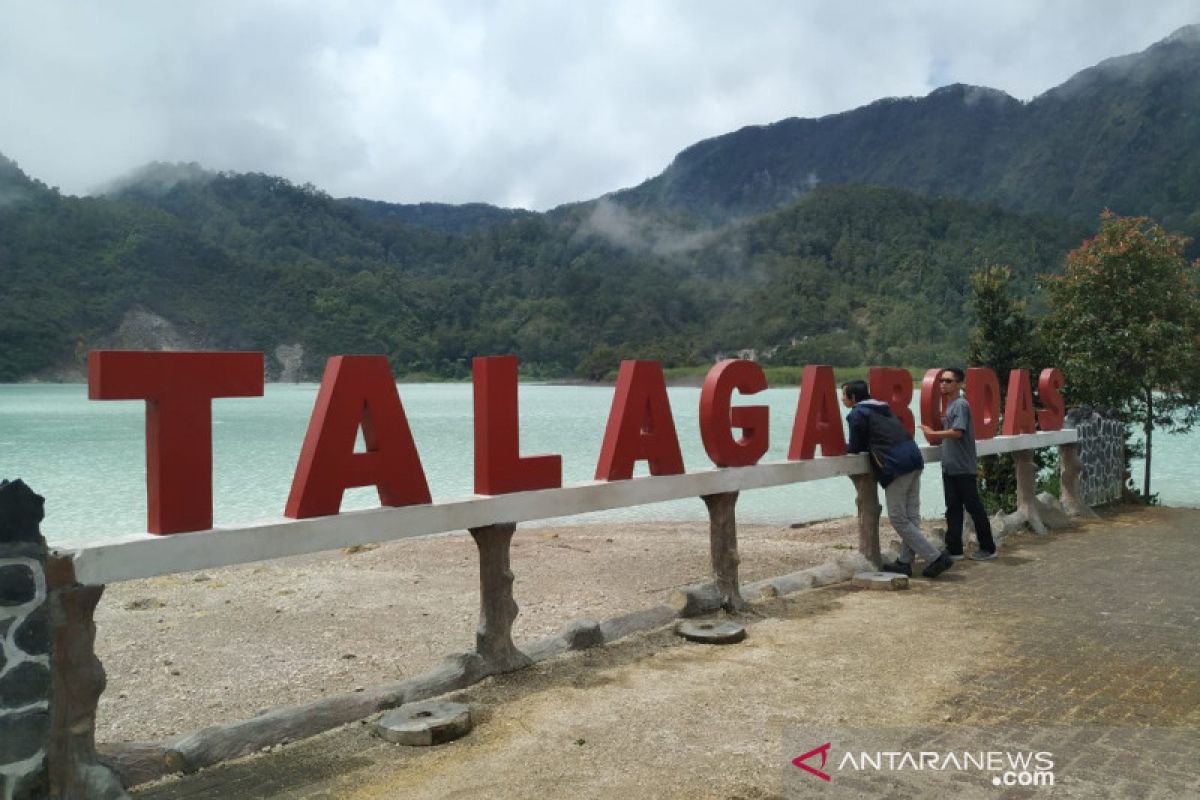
left=942, top=472, right=996, bottom=555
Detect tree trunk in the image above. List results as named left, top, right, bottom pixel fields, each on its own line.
left=1143, top=386, right=1154, bottom=501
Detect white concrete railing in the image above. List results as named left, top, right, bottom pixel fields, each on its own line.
left=59, top=428, right=1077, bottom=585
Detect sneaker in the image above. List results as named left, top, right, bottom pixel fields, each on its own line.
left=922, top=553, right=954, bottom=579
left=969, top=549, right=998, bottom=561
left=877, top=560, right=912, bottom=577
left=944, top=550, right=965, bottom=562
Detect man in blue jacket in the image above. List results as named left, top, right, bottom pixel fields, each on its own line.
left=842, top=380, right=953, bottom=578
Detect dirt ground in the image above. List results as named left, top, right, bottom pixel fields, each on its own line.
left=94, top=516, right=867, bottom=743
left=130, top=507, right=1200, bottom=800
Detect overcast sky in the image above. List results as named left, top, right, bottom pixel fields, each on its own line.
left=1, top=1, right=1196, bottom=210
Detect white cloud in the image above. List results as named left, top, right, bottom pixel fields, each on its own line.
left=0, top=0, right=1195, bottom=209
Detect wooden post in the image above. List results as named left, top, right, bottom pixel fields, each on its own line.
left=468, top=523, right=530, bottom=673
left=849, top=474, right=882, bottom=566
left=1012, top=450, right=1047, bottom=534
left=1058, top=443, right=1098, bottom=518
left=700, top=492, right=747, bottom=612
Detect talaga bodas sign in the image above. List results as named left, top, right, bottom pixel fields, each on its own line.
left=86, top=351, right=1065, bottom=535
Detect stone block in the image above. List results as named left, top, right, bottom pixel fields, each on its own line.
left=0, top=661, right=50, bottom=707
left=14, top=605, right=49, bottom=656
left=0, top=564, right=37, bottom=606
left=851, top=571, right=909, bottom=590
left=0, top=708, right=49, bottom=762
left=559, top=618, right=604, bottom=650
left=0, top=480, right=45, bottom=545
left=373, top=700, right=472, bottom=746
left=675, top=619, right=746, bottom=645
left=9, top=766, right=48, bottom=800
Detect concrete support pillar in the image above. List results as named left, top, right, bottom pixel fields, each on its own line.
left=1058, top=443, right=1098, bottom=518
left=1012, top=450, right=1047, bottom=535
left=468, top=523, right=530, bottom=674
left=700, top=492, right=747, bottom=612
left=849, top=474, right=882, bottom=567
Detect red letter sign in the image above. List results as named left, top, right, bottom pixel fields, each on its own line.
left=869, top=366, right=915, bottom=436
left=595, top=361, right=685, bottom=480
left=699, top=359, right=769, bottom=467
left=787, top=365, right=847, bottom=460
left=966, top=367, right=1000, bottom=440
left=286, top=356, right=431, bottom=518
left=1002, top=368, right=1037, bottom=436
left=88, top=350, right=264, bottom=534
left=1036, top=368, right=1065, bottom=431
left=473, top=355, right=562, bottom=494
left=919, top=368, right=946, bottom=443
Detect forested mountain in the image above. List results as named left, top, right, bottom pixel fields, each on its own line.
left=0, top=27, right=1192, bottom=382
left=613, top=25, right=1200, bottom=239
left=340, top=197, right=536, bottom=234
left=0, top=151, right=1079, bottom=381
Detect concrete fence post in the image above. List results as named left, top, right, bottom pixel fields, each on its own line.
left=700, top=491, right=747, bottom=612
left=1012, top=450, right=1048, bottom=534
left=0, top=479, right=126, bottom=799
left=468, top=523, right=530, bottom=673
left=1057, top=442, right=1097, bottom=518
left=848, top=474, right=882, bottom=566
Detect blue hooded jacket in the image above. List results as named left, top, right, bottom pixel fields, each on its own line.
left=845, top=400, right=924, bottom=487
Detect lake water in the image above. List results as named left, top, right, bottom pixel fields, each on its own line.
left=3, top=383, right=1197, bottom=547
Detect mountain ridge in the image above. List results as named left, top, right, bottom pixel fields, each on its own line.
left=611, top=24, right=1200, bottom=236
left=0, top=26, right=1193, bottom=382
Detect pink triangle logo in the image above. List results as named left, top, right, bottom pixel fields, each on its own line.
left=792, top=742, right=832, bottom=781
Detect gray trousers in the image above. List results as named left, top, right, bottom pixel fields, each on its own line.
left=885, top=469, right=941, bottom=564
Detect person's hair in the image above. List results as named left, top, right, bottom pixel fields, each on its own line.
left=940, top=367, right=965, bottom=382
left=841, top=379, right=870, bottom=403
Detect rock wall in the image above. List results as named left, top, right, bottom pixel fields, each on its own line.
left=1066, top=408, right=1125, bottom=507
left=0, top=480, right=127, bottom=799
left=0, top=480, right=50, bottom=799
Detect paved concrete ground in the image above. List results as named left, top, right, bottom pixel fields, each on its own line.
left=133, top=507, right=1199, bottom=799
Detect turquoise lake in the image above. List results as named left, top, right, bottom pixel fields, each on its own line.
left=3, top=383, right=1197, bottom=547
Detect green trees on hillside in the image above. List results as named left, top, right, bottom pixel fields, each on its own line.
left=968, top=265, right=1045, bottom=513
left=1, top=171, right=1082, bottom=382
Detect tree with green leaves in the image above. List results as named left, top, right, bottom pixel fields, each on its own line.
left=968, top=265, right=1046, bottom=513
left=1040, top=212, right=1200, bottom=500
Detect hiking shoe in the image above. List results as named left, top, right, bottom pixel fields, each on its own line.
left=922, top=553, right=954, bottom=579
left=969, top=549, right=998, bottom=561
left=877, top=560, right=912, bottom=577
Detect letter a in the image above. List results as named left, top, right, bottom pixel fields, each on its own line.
left=286, top=356, right=431, bottom=518
left=595, top=360, right=685, bottom=480
left=1002, top=368, right=1037, bottom=435
left=787, top=365, right=846, bottom=460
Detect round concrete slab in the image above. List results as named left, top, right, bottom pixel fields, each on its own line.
left=852, top=571, right=909, bottom=590
left=372, top=700, right=472, bottom=746
left=675, top=619, right=746, bottom=644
